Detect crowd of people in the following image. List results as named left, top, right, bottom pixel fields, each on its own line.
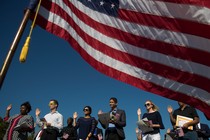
left=0, top=97, right=209, bottom=140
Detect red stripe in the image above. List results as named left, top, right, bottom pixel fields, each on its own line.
left=156, top=0, right=210, bottom=9
left=34, top=15, right=210, bottom=119
left=118, top=9, right=210, bottom=40
left=8, top=115, right=23, bottom=140
left=61, top=0, right=210, bottom=67
left=35, top=11, right=210, bottom=95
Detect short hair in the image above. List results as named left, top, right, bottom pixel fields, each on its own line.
left=50, top=99, right=59, bottom=108
left=21, top=101, right=32, bottom=113
left=110, top=97, right=118, bottom=103
left=84, top=106, right=92, bottom=114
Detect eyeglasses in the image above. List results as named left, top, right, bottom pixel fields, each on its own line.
left=83, top=108, right=89, bottom=112
left=49, top=102, right=55, bottom=106
left=144, top=103, right=151, bottom=107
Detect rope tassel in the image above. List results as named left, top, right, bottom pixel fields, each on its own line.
left=19, top=37, right=30, bottom=63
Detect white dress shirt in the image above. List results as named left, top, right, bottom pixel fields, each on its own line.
left=36, top=111, right=63, bottom=130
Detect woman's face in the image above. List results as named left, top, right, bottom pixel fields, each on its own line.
left=20, top=105, right=28, bottom=115
left=83, top=107, right=91, bottom=115
left=144, top=101, right=153, bottom=110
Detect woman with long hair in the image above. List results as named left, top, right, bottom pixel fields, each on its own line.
left=137, top=100, right=165, bottom=140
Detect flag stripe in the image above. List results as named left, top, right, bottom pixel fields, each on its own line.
left=64, top=0, right=210, bottom=67
left=39, top=2, right=210, bottom=94
left=36, top=0, right=210, bottom=119
left=120, top=0, right=210, bottom=25
left=118, top=9, right=210, bottom=40
left=155, top=0, right=210, bottom=9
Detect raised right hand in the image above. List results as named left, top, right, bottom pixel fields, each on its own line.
left=137, top=108, right=141, bottom=116
left=73, top=112, right=78, bottom=119
left=35, top=108, right=41, bottom=116
left=167, top=105, right=173, bottom=113
left=6, top=104, right=12, bottom=111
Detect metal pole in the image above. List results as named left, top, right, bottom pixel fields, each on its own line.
left=0, top=9, right=31, bottom=89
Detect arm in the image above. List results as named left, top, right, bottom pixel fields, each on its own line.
left=97, top=110, right=106, bottom=129
left=73, top=112, right=78, bottom=127
left=183, top=108, right=199, bottom=129
left=35, top=108, right=43, bottom=127
left=167, top=106, right=176, bottom=125
left=26, top=116, right=34, bottom=132
left=136, top=128, right=142, bottom=140
left=183, top=116, right=199, bottom=129
left=137, top=108, right=141, bottom=121
left=86, top=118, right=96, bottom=139
left=4, top=104, right=12, bottom=122
left=153, top=111, right=165, bottom=129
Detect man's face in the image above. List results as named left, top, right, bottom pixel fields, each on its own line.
left=178, top=101, right=185, bottom=107
left=49, top=101, right=57, bottom=110
left=109, top=99, right=117, bottom=109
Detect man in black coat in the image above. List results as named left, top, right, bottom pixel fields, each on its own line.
left=98, top=97, right=126, bottom=140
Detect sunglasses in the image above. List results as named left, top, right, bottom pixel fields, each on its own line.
left=49, top=102, right=55, bottom=106
left=144, top=103, right=151, bottom=107
left=83, top=108, right=89, bottom=112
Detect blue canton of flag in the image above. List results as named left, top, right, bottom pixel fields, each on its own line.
left=78, top=0, right=119, bottom=16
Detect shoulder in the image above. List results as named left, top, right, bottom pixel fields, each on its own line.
left=56, top=111, right=63, bottom=116
left=78, top=117, right=84, bottom=121
left=91, top=117, right=96, bottom=120
left=155, top=111, right=161, bottom=115
left=25, top=115, right=34, bottom=119
left=117, top=109, right=125, bottom=113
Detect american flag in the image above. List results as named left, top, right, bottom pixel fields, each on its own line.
left=35, top=0, right=210, bottom=119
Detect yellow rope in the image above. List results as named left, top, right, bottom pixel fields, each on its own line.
left=19, top=0, right=42, bottom=63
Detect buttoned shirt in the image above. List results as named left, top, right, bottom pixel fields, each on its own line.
left=108, top=108, right=117, bottom=128
left=36, top=111, right=63, bottom=130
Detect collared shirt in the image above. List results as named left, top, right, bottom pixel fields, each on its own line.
left=36, top=111, right=63, bottom=130
left=108, top=108, right=117, bottom=128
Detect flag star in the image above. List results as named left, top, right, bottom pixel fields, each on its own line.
left=111, top=3, right=115, bottom=8
left=100, top=1, right=104, bottom=6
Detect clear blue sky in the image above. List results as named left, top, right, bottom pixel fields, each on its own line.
left=0, top=1, right=209, bottom=139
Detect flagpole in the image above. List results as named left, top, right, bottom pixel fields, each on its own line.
left=0, top=0, right=39, bottom=89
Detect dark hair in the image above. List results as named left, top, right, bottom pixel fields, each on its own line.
left=110, top=97, right=118, bottom=103
left=21, top=101, right=32, bottom=113
left=67, top=117, right=73, bottom=126
left=84, top=106, right=92, bottom=114
left=50, top=99, right=59, bottom=108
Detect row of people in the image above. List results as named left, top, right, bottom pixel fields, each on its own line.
left=2, top=97, right=126, bottom=140
left=2, top=98, right=210, bottom=140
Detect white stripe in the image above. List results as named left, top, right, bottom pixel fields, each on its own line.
left=69, top=1, right=210, bottom=54
left=42, top=0, right=210, bottom=79
left=120, top=0, right=210, bottom=25
left=38, top=6, right=210, bottom=106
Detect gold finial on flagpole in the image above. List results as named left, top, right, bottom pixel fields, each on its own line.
left=19, top=0, right=42, bottom=63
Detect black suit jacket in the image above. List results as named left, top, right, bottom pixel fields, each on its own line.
left=98, top=108, right=126, bottom=139
left=197, top=123, right=210, bottom=140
